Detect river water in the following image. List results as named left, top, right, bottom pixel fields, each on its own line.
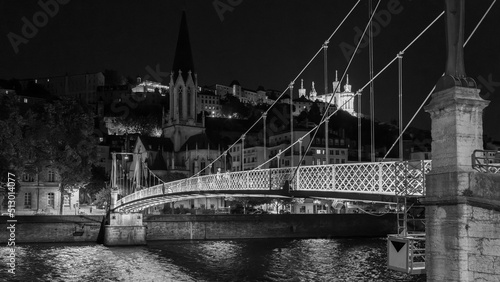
left=1, top=238, right=425, bottom=282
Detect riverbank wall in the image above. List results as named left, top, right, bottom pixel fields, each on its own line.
left=145, top=213, right=397, bottom=240
left=0, top=215, right=104, bottom=243
left=0, top=213, right=397, bottom=243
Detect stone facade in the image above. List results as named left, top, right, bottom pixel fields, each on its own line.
left=424, top=86, right=499, bottom=281
left=5, top=168, right=80, bottom=215
left=426, top=203, right=500, bottom=281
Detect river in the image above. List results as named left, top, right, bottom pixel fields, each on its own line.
left=1, top=238, right=425, bottom=281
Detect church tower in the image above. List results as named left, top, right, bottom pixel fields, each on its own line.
left=163, top=11, right=204, bottom=152
left=309, top=81, right=317, bottom=101
left=339, top=74, right=356, bottom=116
left=298, top=79, right=306, bottom=98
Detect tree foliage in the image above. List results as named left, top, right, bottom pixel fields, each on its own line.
left=109, top=112, right=162, bottom=137
left=80, top=165, right=109, bottom=204
left=0, top=96, right=99, bottom=213
left=221, top=95, right=250, bottom=118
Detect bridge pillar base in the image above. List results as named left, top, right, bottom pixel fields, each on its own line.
left=424, top=86, right=499, bottom=281
left=104, top=213, right=146, bottom=246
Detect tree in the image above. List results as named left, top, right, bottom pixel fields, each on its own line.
left=308, top=101, right=322, bottom=125
left=1, top=96, right=99, bottom=214
left=42, top=98, right=99, bottom=214
left=0, top=94, right=28, bottom=203
left=80, top=165, right=108, bottom=204
left=93, top=186, right=111, bottom=210
left=111, top=112, right=162, bottom=137
left=221, top=95, right=250, bottom=118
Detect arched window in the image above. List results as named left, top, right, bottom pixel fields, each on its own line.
left=187, top=86, right=192, bottom=117
left=178, top=86, right=183, bottom=118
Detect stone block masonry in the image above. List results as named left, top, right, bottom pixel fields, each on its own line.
left=425, top=203, right=500, bottom=281
left=144, top=213, right=397, bottom=241
left=103, top=213, right=146, bottom=246
left=0, top=215, right=104, bottom=243
left=424, top=85, right=498, bottom=282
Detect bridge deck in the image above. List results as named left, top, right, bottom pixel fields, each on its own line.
left=114, top=160, right=431, bottom=212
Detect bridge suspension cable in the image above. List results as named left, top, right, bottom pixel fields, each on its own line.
left=190, top=0, right=362, bottom=178
left=289, top=0, right=383, bottom=180
left=382, top=0, right=497, bottom=160
left=257, top=2, right=445, bottom=175
left=288, top=7, right=449, bottom=181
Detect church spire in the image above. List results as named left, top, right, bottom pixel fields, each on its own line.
left=172, top=11, right=195, bottom=81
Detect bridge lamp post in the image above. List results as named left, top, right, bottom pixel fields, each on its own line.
left=313, top=199, right=321, bottom=214
left=298, top=138, right=303, bottom=165
left=263, top=112, right=267, bottom=164
left=325, top=118, right=329, bottom=165
left=223, top=151, right=227, bottom=172
left=277, top=149, right=282, bottom=169
left=241, top=134, right=245, bottom=171
left=289, top=81, right=294, bottom=169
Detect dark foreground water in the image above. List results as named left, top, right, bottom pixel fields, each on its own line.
left=1, top=238, right=425, bottom=282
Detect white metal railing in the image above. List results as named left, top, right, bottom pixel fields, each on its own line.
left=115, top=160, right=431, bottom=210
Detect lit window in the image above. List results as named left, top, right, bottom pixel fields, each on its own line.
left=23, top=98, right=28, bottom=103
left=24, top=193, right=31, bottom=208
left=48, top=193, right=55, bottom=208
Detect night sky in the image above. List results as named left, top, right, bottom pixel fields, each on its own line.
left=1, top=0, right=499, bottom=140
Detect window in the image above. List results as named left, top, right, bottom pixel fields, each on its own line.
left=24, top=193, right=31, bottom=208
left=47, top=193, right=55, bottom=208
left=48, top=170, right=55, bottom=182
left=63, top=195, right=70, bottom=206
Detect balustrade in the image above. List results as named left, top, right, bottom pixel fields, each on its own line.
left=115, top=160, right=431, bottom=211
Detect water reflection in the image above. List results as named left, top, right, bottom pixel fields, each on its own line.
left=1, top=239, right=425, bottom=282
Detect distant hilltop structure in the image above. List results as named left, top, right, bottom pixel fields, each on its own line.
left=298, top=70, right=356, bottom=116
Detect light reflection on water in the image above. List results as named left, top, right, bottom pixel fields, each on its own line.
left=1, top=238, right=425, bottom=282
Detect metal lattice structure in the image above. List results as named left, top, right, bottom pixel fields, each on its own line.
left=114, top=160, right=431, bottom=212
left=394, top=160, right=431, bottom=236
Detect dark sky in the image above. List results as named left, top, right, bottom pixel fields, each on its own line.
left=1, top=0, right=499, bottom=140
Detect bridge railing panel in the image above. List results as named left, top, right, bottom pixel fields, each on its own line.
left=116, top=160, right=432, bottom=210
left=297, top=162, right=400, bottom=194
left=395, top=160, right=431, bottom=197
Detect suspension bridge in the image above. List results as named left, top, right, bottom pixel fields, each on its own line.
left=103, top=1, right=500, bottom=279
left=111, top=159, right=432, bottom=212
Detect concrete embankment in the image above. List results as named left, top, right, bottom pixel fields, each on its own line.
left=145, top=213, right=397, bottom=240
left=0, top=213, right=397, bottom=243
left=0, top=215, right=104, bottom=243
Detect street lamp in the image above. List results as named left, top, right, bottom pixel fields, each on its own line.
left=263, top=112, right=267, bottom=164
